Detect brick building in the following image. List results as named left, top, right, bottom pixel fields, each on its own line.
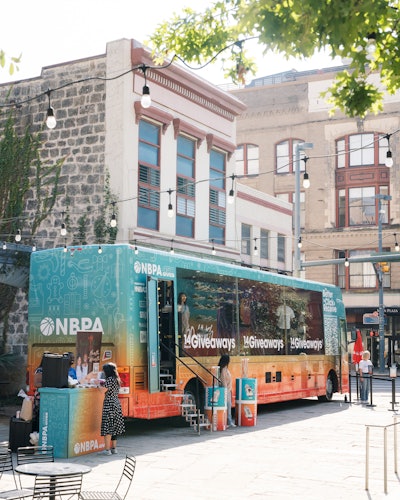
left=231, top=68, right=400, bottom=365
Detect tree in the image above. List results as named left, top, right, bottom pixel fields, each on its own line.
left=0, top=50, right=20, bottom=76
left=0, top=111, right=64, bottom=354
left=148, top=0, right=400, bottom=118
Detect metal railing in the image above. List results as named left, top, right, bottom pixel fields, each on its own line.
left=365, top=417, right=399, bottom=493
left=348, top=372, right=398, bottom=411
left=160, top=342, right=221, bottom=434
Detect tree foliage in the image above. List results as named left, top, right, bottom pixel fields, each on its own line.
left=0, top=111, right=64, bottom=354
left=148, top=0, right=400, bottom=117
left=0, top=50, right=21, bottom=76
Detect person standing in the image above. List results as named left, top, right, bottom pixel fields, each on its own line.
left=218, top=354, right=236, bottom=428
left=98, top=362, right=125, bottom=456
left=359, top=350, right=373, bottom=404
left=177, top=292, right=190, bottom=335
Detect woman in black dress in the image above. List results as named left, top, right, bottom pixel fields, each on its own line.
left=98, top=362, right=125, bottom=456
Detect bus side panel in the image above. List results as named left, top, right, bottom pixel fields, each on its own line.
left=27, top=246, right=132, bottom=393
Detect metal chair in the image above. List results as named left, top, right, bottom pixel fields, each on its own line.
left=79, top=455, right=136, bottom=500
left=32, top=473, right=83, bottom=499
left=16, top=446, right=54, bottom=489
left=17, top=446, right=54, bottom=466
left=0, top=448, right=33, bottom=499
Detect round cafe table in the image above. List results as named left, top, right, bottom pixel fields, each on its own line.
left=15, top=462, right=91, bottom=499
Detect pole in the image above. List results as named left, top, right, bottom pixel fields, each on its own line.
left=376, top=194, right=391, bottom=373
left=294, top=142, right=313, bottom=277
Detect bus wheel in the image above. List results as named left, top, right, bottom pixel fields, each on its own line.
left=183, top=380, right=205, bottom=412
left=318, top=373, right=334, bottom=402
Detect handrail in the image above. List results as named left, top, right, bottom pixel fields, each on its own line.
left=161, top=340, right=222, bottom=388
left=365, top=417, right=399, bottom=494
left=160, top=342, right=222, bottom=433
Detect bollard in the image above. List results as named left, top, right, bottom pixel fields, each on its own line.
left=389, top=378, right=397, bottom=411
left=367, top=375, right=376, bottom=407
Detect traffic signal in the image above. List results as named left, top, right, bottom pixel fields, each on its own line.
left=379, top=262, right=390, bottom=273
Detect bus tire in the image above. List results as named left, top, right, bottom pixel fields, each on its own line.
left=318, top=372, right=335, bottom=402
left=184, top=380, right=205, bottom=412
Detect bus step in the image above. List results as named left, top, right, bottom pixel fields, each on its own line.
left=161, top=383, right=178, bottom=391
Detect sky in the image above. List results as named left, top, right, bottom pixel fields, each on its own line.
left=0, top=0, right=341, bottom=86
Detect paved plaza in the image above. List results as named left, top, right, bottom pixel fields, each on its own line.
left=1, top=378, right=400, bottom=499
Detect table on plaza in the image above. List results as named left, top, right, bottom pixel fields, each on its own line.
left=15, top=462, right=91, bottom=500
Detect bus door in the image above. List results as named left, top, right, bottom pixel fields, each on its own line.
left=147, top=277, right=160, bottom=393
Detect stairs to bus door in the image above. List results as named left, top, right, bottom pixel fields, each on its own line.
left=160, top=370, right=210, bottom=433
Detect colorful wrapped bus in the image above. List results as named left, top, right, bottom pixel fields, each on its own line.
left=27, top=244, right=349, bottom=418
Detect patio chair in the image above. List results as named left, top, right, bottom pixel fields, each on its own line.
left=0, top=448, right=33, bottom=499
left=17, top=445, right=54, bottom=466
left=32, top=473, right=83, bottom=499
left=16, top=446, right=54, bottom=489
left=79, top=455, right=136, bottom=500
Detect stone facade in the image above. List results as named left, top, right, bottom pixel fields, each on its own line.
left=0, top=40, right=293, bottom=358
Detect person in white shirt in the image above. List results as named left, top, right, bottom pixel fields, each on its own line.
left=359, top=350, right=373, bottom=404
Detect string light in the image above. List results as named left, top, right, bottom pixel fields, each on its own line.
left=211, top=239, right=216, bottom=255
left=228, top=174, right=235, bottom=204
left=140, top=65, right=151, bottom=108
left=167, top=189, right=174, bottom=218
left=98, top=245, right=102, bottom=254
left=344, top=257, right=350, bottom=267
left=110, top=202, right=117, bottom=228
left=45, top=89, right=56, bottom=129
left=302, top=157, right=310, bottom=188
left=385, top=134, right=394, bottom=167
left=15, top=229, right=21, bottom=242
left=394, top=233, right=399, bottom=252
left=253, top=238, right=258, bottom=256
left=2, top=242, right=6, bottom=250
left=134, top=240, right=139, bottom=255
left=297, top=237, right=302, bottom=249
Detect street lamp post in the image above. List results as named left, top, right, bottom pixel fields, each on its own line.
left=376, top=194, right=392, bottom=373
left=294, top=142, right=313, bottom=277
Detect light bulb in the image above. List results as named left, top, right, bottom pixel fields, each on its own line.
left=303, top=172, right=310, bottom=189
left=141, top=86, right=151, bottom=108
left=228, top=189, right=234, bottom=204
left=2, top=242, right=6, bottom=250
left=167, top=203, right=174, bottom=218
left=254, top=246, right=258, bottom=256
left=60, top=223, right=67, bottom=237
left=98, top=246, right=102, bottom=254
left=15, top=229, right=21, bottom=242
left=297, top=237, right=302, bottom=249
left=46, top=107, right=57, bottom=129
left=32, top=243, right=36, bottom=252
left=110, top=214, right=117, bottom=228
left=344, top=258, right=349, bottom=267
left=385, top=151, right=393, bottom=167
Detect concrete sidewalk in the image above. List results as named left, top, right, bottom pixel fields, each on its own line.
left=1, top=382, right=400, bottom=499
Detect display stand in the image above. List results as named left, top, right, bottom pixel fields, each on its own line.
left=235, top=378, right=257, bottom=426
left=205, top=386, right=227, bottom=431
left=38, top=387, right=105, bottom=458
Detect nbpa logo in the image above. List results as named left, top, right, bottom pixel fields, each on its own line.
left=39, top=317, right=103, bottom=336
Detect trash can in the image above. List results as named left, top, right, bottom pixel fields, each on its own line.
left=205, top=386, right=227, bottom=431
left=9, top=417, right=33, bottom=452
left=235, top=378, right=257, bottom=426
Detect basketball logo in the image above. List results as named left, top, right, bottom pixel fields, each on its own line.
left=134, top=261, right=141, bottom=273
left=40, top=317, right=55, bottom=336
